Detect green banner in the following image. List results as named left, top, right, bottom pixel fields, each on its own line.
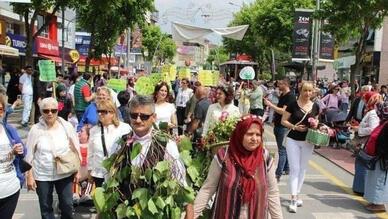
left=38, top=60, right=56, bottom=82
left=107, top=79, right=127, bottom=92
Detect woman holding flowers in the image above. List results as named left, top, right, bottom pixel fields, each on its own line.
left=281, top=81, right=319, bottom=213
left=187, top=115, right=282, bottom=219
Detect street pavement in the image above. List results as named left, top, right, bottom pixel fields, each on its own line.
left=7, top=107, right=388, bottom=219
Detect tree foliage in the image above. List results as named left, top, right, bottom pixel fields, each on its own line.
left=318, top=0, right=388, bottom=93
left=206, top=46, right=229, bottom=69
left=223, top=0, right=314, bottom=73
left=12, top=0, right=81, bottom=66
left=77, top=0, right=154, bottom=70
left=142, top=25, right=176, bottom=65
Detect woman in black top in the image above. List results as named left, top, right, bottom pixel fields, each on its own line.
left=281, top=81, right=319, bottom=213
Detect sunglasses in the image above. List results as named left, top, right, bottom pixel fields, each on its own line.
left=97, top=109, right=112, bottom=115
left=42, top=109, right=58, bottom=114
left=129, top=113, right=153, bottom=121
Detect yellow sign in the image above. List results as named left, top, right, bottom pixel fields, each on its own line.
left=197, top=70, right=213, bottom=86
left=107, top=79, right=127, bottom=92
left=178, top=68, right=191, bottom=80
left=212, top=71, right=220, bottom=86
left=69, top=50, right=80, bottom=63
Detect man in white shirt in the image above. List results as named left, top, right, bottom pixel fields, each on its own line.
left=19, top=66, right=33, bottom=127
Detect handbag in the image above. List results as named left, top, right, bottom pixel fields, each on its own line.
left=54, top=120, right=81, bottom=175
left=356, top=149, right=380, bottom=170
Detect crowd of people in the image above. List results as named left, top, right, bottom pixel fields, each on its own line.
left=0, top=65, right=387, bottom=219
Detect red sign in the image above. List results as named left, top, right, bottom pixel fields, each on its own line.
left=35, top=37, right=59, bottom=56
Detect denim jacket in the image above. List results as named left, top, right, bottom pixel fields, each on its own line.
left=1, top=121, right=26, bottom=185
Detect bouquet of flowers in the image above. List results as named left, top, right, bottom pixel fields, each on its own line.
left=204, top=116, right=239, bottom=149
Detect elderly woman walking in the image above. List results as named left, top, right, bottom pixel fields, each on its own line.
left=0, top=94, right=26, bottom=219
left=186, top=115, right=282, bottom=219
left=363, top=99, right=388, bottom=212
left=25, top=97, right=81, bottom=219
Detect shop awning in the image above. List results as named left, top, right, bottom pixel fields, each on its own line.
left=39, top=54, right=72, bottom=64
left=0, top=45, right=19, bottom=57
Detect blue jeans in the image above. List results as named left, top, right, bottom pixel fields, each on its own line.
left=274, top=126, right=289, bottom=177
left=22, top=94, right=33, bottom=124
left=36, top=175, right=74, bottom=219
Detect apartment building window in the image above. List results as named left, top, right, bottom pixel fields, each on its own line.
left=5, top=23, right=21, bottom=35
left=57, top=21, right=69, bottom=41
left=37, top=15, right=49, bottom=38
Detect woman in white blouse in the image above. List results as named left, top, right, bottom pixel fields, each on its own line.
left=175, top=78, right=193, bottom=135
left=88, top=100, right=131, bottom=187
left=25, top=97, right=80, bottom=219
left=153, top=82, right=177, bottom=132
left=202, top=85, right=240, bottom=137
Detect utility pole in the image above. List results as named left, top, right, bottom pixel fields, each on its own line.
left=311, top=0, right=321, bottom=81
left=61, top=6, right=65, bottom=75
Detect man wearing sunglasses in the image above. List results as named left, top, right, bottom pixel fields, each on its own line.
left=125, top=95, right=186, bottom=181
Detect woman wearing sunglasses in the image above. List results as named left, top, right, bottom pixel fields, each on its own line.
left=87, top=100, right=131, bottom=187
left=77, top=86, right=114, bottom=132
left=0, top=94, right=26, bottom=219
left=25, top=97, right=80, bottom=219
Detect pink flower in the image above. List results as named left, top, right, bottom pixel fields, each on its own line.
left=308, top=117, right=318, bottom=128
left=220, top=111, right=229, bottom=122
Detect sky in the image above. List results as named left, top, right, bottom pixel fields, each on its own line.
left=154, top=0, right=253, bottom=44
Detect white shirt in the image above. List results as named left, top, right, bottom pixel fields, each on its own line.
left=19, top=73, right=33, bottom=95
left=88, top=122, right=131, bottom=178
left=202, top=103, right=241, bottom=137
left=155, top=102, right=176, bottom=125
left=175, top=88, right=193, bottom=107
left=25, top=118, right=80, bottom=181
left=358, top=109, right=380, bottom=137
left=0, top=127, right=20, bottom=199
left=130, top=130, right=186, bottom=185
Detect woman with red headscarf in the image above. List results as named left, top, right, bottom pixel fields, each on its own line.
left=186, top=115, right=282, bottom=219
left=352, top=92, right=382, bottom=195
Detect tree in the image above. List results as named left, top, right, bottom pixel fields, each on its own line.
left=206, top=46, right=229, bottom=70
left=223, top=0, right=314, bottom=74
left=142, top=24, right=176, bottom=65
left=77, top=0, right=154, bottom=71
left=318, top=0, right=388, bottom=95
left=12, top=0, right=81, bottom=66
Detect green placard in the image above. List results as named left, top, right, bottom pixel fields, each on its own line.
left=38, top=60, right=56, bottom=82
left=107, top=79, right=127, bottom=92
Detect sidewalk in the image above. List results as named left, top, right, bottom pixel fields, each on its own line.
left=314, top=147, right=355, bottom=175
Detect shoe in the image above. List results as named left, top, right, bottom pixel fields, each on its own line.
left=21, top=122, right=28, bottom=127
left=288, top=200, right=297, bottom=213
left=366, top=204, right=385, bottom=212
left=296, top=199, right=303, bottom=207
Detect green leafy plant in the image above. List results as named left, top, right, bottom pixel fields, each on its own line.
left=204, top=117, right=239, bottom=148
left=93, top=130, right=195, bottom=219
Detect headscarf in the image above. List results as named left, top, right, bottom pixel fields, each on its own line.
left=376, top=100, right=388, bottom=121
left=228, top=115, right=264, bottom=203
left=363, top=92, right=382, bottom=112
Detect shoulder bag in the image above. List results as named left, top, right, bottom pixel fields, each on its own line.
left=55, top=120, right=81, bottom=175
left=356, top=149, right=379, bottom=170
left=100, top=122, right=108, bottom=157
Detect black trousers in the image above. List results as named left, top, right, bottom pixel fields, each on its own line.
left=176, top=106, right=186, bottom=135
left=0, top=190, right=20, bottom=219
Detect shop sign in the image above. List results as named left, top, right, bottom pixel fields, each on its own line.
left=75, top=35, right=91, bottom=56
left=114, top=44, right=127, bottom=56
left=5, top=33, right=27, bottom=53
left=292, top=9, right=313, bottom=61
left=69, top=49, right=80, bottom=63
left=36, top=37, right=59, bottom=56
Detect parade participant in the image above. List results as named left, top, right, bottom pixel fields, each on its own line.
left=25, top=97, right=81, bottom=219
left=249, top=80, right=264, bottom=117
left=202, top=85, right=240, bottom=137
left=186, top=86, right=211, bottom=144
left=363, top=99, right=388, bottom=212
left=346, top=85, right=371, bottom=124
left=6, top=68, right=21, bottom=104
left=175, top=78, right=193, bottom=135
left=236, top=81, right=250, bottom=115
left=153, top=82, right=177, bottom=130
left=87, top=100, right=131, bottom=187
left=0, top=94, right=26, bottom=219
left=281, top=81, right=319, bottom=213
left=117, top=90, right=131, bottom=121
left=188, top=115, right=282, bottom=219
left=320, top=84, right=343, bottom=122
left=351, top=92, right=382, bottom=195
left=264, top=77, right=295, bottom=182
left=77, top=86, right=112, bottom=132
left=185, top=81, right=201, bottom=127
left=74, top=73, right=93, bottom=122
left=19, top=66, right=33, bottom=127
left=56, top=83, right=73, bottom=121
